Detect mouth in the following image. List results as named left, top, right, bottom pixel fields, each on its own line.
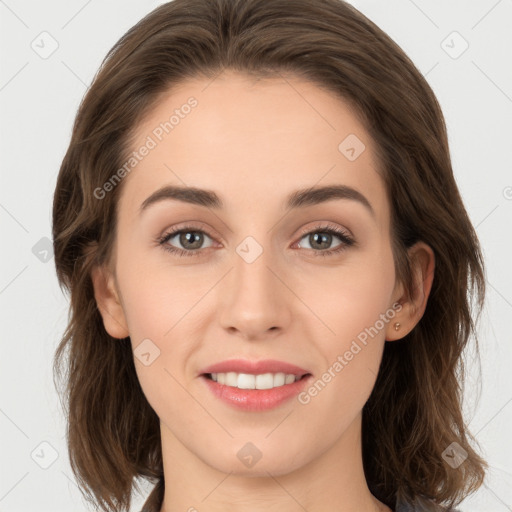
left=200, top=370, right=314, bottom=411
left=201, top=372, right=312, bottom=390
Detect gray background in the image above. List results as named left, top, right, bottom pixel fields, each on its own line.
left=1, top=0, right=511, bottom=510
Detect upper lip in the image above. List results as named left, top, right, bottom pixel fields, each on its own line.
left=200, top=359, right=311, bottom=377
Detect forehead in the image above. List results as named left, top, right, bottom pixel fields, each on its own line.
left=119, top=70, right=388, bottom=227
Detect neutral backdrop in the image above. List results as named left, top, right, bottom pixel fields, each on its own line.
left=1, top=1, right=511, bottom=511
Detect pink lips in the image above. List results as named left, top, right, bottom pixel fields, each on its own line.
left=199, top=358, right=312, bottom=412
left=199, top=358, right=310, bottom=377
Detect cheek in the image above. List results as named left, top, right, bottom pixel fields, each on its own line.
left=305, top=246, right=395, bottom=400
left=114, top=237, right=203, bottom=340
left=310, top=243, right=396, bottom=341
left=114, top=243, right=210, bottom=393
left=296, top=285, right=393, bottom=437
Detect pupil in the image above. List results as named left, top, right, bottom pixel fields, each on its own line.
left=181, top=231, right=202, bottom=250
left=311, top=232, right=331, bottom=250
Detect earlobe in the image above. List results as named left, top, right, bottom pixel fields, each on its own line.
left=385, top=242, right=435, bottom=342
left=90, top=265, right=130, bottom=339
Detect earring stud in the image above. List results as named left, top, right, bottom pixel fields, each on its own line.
left=394, top=322, right=400, bottom=331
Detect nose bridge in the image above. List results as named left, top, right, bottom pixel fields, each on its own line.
left=218, top=231, right=290, bottom=336
left=232, top=232, right=279, bottom=302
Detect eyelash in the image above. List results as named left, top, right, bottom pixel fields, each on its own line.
left=156, top=223, right=355, bottom=258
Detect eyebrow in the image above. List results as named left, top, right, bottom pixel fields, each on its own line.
left=139, top=184, right=375, bottom=218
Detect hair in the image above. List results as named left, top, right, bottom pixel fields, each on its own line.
left=52, top=0, right=488, bottom=511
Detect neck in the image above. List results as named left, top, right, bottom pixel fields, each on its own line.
left=158, top=412, right=392, bottom=512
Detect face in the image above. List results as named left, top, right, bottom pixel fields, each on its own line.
left=94, top=70, right=409, bottom=477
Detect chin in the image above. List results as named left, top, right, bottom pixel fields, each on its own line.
left=200, top=441, right=312, bottom=478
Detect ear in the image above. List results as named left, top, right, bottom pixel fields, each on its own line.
left=90, top=264, right=130, bottom=339
left=385, top=241, right=435, bottom=341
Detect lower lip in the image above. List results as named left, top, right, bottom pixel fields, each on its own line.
left=200, top=374, right=312, bottom=412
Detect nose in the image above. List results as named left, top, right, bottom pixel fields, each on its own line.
left=218, top=239, right=292, bottom=341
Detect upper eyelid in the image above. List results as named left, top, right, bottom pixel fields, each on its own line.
left=161, top=222, right=221, bottom=244
left=296, top=222, right=352, bottom=238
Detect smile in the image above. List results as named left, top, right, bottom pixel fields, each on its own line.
left=207, top=372, right=302, bottom=389
left=200, top=373, right=312, bottom=411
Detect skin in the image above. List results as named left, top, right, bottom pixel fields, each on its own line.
left=91, top=70, right=435, bottom=512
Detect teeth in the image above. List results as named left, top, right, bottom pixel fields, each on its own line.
left=210, top=372, right=301, bottom=389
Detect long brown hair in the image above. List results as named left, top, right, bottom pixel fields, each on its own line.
left=52, top=0, right=487, bottom=510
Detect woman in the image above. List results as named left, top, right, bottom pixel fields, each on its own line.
left=52, top=0, right=487, bottom=511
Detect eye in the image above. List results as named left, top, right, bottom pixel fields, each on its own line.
left=157, top=224, right=216, bottom=257
left=295, top=223, right=355, bottom=257
left=156, top=222, right=355, bottom=258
